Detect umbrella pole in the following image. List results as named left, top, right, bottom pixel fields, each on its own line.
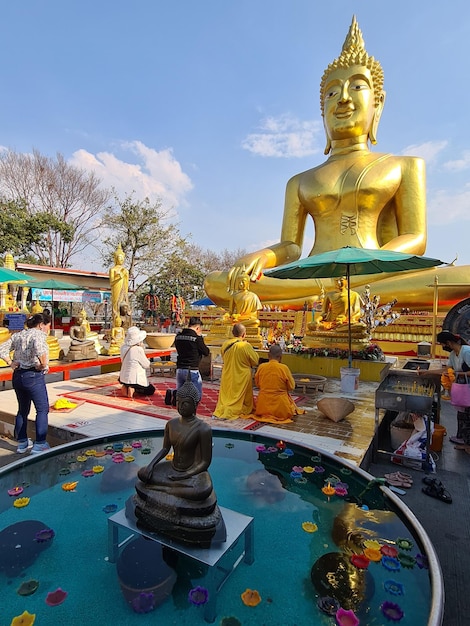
left=347, top=266, right=352, bottom=368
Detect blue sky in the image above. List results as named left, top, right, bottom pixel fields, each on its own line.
left=1, top=1, right=470, bottom=272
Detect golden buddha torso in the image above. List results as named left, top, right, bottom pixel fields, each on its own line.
left=296, top=152, right=421, bottom=254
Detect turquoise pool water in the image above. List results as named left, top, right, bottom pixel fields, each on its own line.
left=0, top=431, right=441, bottom=625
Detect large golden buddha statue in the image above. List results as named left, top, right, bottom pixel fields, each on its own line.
left=205, top=16, right=470, bottom=312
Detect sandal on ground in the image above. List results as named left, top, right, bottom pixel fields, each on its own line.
left=422, top=482, right=452, bottom=504
left=385, top=471, right=413, bottom=484
left=449, top=436, right=465, bottom=444
left=422, top=476, right=442, bottom=488
left=386, top=478, right=412, bottom=489
left=454, top=444, right=470, bottom=451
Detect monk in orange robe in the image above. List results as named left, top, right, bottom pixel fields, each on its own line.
left=252, top=344, right=305, bottom=424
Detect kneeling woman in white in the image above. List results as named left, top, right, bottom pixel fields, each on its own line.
left=119, top=327, right=156, bottom=398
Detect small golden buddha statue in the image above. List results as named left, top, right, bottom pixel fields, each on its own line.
left=109, top=244, right=130, bottom=325
left=102, top=316, right=125, bottom=356
left=31, top=300, right=43, bottom=314
left=204, top=16, right=470, bottom=312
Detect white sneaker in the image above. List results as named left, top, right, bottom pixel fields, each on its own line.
left=17, top=438, right=33, bottom=454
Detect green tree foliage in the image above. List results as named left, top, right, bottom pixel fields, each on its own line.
left=0, top=149, right=109, bottom=267
left=100, top=193, right=187, bottom=292
left=0, top=198, right=73, bottom=261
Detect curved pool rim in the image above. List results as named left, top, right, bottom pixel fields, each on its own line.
left=0, top=427, right=444, bottom=625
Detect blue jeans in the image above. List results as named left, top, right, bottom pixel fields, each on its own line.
left=12, top=369, right=49, bottom=443
left=176, top=369, right=202, bottom=401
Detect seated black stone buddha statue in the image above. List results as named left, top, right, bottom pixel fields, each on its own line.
left=133, top=378, right=226, bottom=546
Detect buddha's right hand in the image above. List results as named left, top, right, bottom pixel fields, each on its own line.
left=227, top=252, right=271, bottom=294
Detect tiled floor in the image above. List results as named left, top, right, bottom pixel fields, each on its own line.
left=0, top=366, right=381, bottom=468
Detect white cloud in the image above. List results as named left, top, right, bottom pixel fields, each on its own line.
left=401, top=140, right=447, bottom=163
left=427, top=184, right=470, bottom=224
left=69, top=140, right=193, bottom=211
left=242, top=114, right=322, bottom=158
left=443, top=150, right=470, bottom=172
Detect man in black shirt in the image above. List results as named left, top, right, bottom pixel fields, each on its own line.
left=174, top=316, right=210, bottom=401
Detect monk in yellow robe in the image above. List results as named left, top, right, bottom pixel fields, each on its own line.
left=212, top=323, right=259, bottom=420
left=251, top=344, right=304, bottom=424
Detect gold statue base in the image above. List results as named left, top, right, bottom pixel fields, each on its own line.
left=303, top=324, right=370, bottom=352
left=205, top=320, right=263, bottom=349
left=47, top=336, right=64, bottom=361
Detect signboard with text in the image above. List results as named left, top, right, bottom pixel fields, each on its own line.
left=31, top=289, right=110, bottom=303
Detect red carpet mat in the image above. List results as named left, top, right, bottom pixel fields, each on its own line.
left=62, top=379, right=263, bottom=431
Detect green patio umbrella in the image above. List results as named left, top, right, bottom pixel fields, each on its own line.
left=25, top=278, right=84, bottom=329
left=0, top=267, right=33, bottom=283
left=265, top=246, right=445, bottom=367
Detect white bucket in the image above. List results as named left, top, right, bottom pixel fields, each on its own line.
left=340, top=367, right=360, bottom=393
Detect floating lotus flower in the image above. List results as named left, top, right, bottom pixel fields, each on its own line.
left=45, top=587, right=68, bottom=606
left=267, top=447, right=277, bottom=453
left=34, top=528, right=55, bottom=543
left=382, top=556, right=400, bottom=572
left=141, top=447, right=151, bottom=455
left=322, top=483, right=336, bottom=496
left=76, top=455, right=87, bottom=462
left=131, top=591, right=155, bottom=614
left=335, top=607, right=359, bottom=626
left=363, top=539, right=381, bottom=550
left=17, top=579, right=40, bottom=596
left=310, top=455, right=322, bottom=463
left=81, top=469, right=94, bottom=478
left=61, top=481, right=78, bottom=492
left=188, top=586, right=209, bottom=606
left=225, top=443, right=234, bottom=449
left=317, top=596, right=340, bottom=616
left=335, top=486, right=348, bottom=497
left=294, top=476, right=307, bottom=484
left=124, top=456, right=135, bottom=462
left=340, top=467, right=352, bottom=475
left=396, top=537, right=413, bottom=551
left=292, top=465, right=303, bottom=473
left=8, top=486, right=24, bottom=496
left=364, top=547, right=382, bottom=562
left=58, top=468, right=71, bottom=476
left=94, top=450, right=106, bottom=458
left=92, top=465, right=104, bottom=473
left=277, top=452, right=288, bottom=459
left=350, top=553, right=370, bottom=569
left=105, top=448, right=114, bottom=455
left=112, top=456, right=125, bottom=464
left=302, top=521, right=318, bottom=533
left=13, top=497, right=30, bottom=508
left=415, top=553, right=429, bottom=569
left=255, top=445, right=267, bottom=452
left=10, top=610, right=36, bottom=625
left=381, top=545, right=398, bottom=558
left=314, top=465, right=325, bottom=473
left=381, top=601, right=404, bottom=621
left=85, top=449, right=96, bottom=456
left=303, top=465, right=315, bottom=473
left=397, top=552, right=415, bottom=569
left=103, top=504, right=118, bottom=514
left=113, top=443, right=124, bottom=452
left=122, top=445, right=133, bottom=453
left=290, top=471, right=303, bottom=479
left=384, top=579, right=404, bottom=596
left=131, top=441, right=142, bottom=448
left=241, top=589, right=261, bottom=607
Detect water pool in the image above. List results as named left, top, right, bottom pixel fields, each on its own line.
left=0, top=430, right=443, bottom=625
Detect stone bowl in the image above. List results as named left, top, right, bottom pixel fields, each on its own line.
left=145, top=333, right=176, bottom=350
left=317, top=397, right=355, bottom=423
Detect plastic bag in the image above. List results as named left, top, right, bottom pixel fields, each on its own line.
left=391, top=413, right=435, bottom=472
left=450, top=374, right=470, bottom=407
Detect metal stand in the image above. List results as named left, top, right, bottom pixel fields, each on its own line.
left=108, top=506, right=254, bottom=623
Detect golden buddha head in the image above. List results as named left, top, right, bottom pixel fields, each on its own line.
left=320, top=16, right=385, bottom=153
left=114, top=243, right=125, bottom=265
